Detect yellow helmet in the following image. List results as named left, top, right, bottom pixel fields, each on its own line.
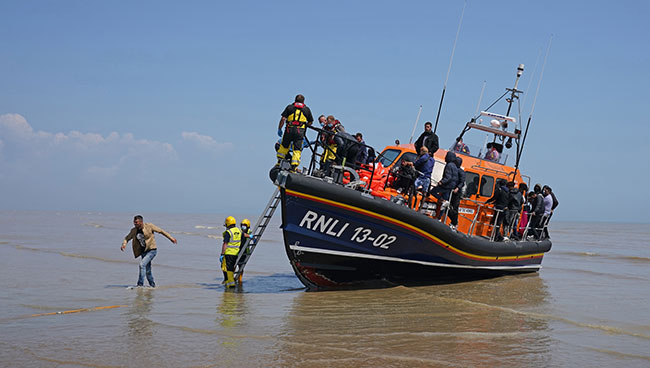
left=241, top=219, right=251, bottom=227
left=224, top=216, right=236, bottom=227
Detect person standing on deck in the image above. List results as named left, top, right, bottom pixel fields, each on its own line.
left=487, top=179, right=510, bottom=241
left=354, top=133, right=368, bottom=165
left=448, top=156, right=466, bottom=231
left=277, top=94, right=314, bottom=171
left=121, top=215, right=177, bottom=288
left=527, top=190, right=545, bottom=240
left=221, top=216, right=242, bottom=288
left=505, top=181, right=523, bottom=240
left=414, top=122, right=439, bottom=157
left=541, top=186, right=554, bottom=238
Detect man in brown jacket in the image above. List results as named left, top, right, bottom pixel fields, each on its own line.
left=121, top=215, right=177, bottom=287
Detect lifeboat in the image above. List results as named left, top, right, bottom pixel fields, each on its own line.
left=272, top=66, right=552, bottom=290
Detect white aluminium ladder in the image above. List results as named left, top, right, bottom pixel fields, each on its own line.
left=233, top=187, right=281, bottom=281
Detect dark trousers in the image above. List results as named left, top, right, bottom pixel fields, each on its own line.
left=492, top=208, right=507, bottom=240
left=505, top=209, right=519, bottom=238
left=528, top=214, right=542, bottom=239
left=225, top=254, right=238, bottom=272
left=448, top=191, right=462, bottom=226
left=277, top=126, right=305, bottom=166
left=430, top=187, right=451, bottom=219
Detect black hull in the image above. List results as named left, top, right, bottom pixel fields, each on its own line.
left=288, top=248, right=539, bottom=290
left=278, top=172, right=552, bottom=290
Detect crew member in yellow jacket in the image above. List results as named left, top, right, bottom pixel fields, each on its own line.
left=221, top=216, right=242, bottom=288
left=121, top=215, right=177, bottom=287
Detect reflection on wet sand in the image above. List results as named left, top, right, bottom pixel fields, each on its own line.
left=126, top=289, right=155, bottom=351
left=216, top=290, right=247, bottom=332
left=278, top=274, right=551, bottom=367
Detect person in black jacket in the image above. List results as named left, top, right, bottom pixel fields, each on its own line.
left=391, top=158, right=417, bottom=194
left=527, top=190, right=545, bottom=240
left=505, top=182, right=523, bottom=240
left=448, top=156, right=466, bottom=230
left=429, top=151, right=458, bottom=219
left=414, top=122, right=439, bottom=157
left=487, top=179, right=510, bottom=241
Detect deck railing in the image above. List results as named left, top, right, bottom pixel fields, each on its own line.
left=292, top=127, right=550, bottom=242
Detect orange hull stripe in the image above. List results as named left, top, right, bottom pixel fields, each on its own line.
left=285, top=189, right=544, bottom=262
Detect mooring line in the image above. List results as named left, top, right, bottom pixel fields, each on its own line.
left=0, top=305, right=127, bottom=322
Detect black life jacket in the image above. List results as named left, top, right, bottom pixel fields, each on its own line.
left=288, top=102, right=307, bottom=127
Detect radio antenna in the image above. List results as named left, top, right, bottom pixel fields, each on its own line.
left=408, top=105, right=423, bottom=144
left=474, top=80, right=487, bottom=117
left=433, top=0, right=466, bottom=134
left=515, top=35, right=553, bottom=173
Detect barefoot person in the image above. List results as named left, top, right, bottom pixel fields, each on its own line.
left=120, top=215, right=177, bottom=287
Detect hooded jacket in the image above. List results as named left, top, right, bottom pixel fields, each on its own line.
left=438, top=151, right=459, bottom=189
left=487, top=181, right=510, bottom=210
left=455, top=156, right=466, bottom=191
left=508, top=187, right=523, bottom=210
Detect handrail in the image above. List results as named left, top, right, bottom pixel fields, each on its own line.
left=303, top=125, right=386, bottom=189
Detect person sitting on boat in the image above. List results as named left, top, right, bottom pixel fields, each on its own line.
left=413, top=146, right=434, bottom=192
left=484, top=143, right=500, bottom=162
left=448, top=156, right=466, bottom=231
left=277, top=94, right=314, bottom=171
left=391, top=158, right=417, bottom=194
left=453, top=137, right=470, bottom=154
left=428, top=151, right=459, bottom=219
left=414, top=121, right=439, bottom=157
left=487, top=179, right=510, bottom=241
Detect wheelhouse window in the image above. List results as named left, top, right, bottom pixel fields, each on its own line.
left=479, top=175, right=494, bottom=197
left=465, top=172, right=480, bottom=196
left=377, top=149, right=400, bottom=167
left=394, top=152, right=418, bottom=167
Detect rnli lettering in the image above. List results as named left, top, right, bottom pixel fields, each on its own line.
left=459, top=207, right=475, bottom=215
left=299, top=210, right=349, bottom=238
left=298, top=210, right=397, bottom=249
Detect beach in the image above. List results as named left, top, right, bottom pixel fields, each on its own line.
left=1, top=210, right=649, bottom=367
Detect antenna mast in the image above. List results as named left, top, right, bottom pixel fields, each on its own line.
left=505, top=64, right=524, bottom=118
left=433, top=1, right=466, bottom=134
left=409, top=105, right=423, bottom=144
left=515, top=35, right=553, bottom=173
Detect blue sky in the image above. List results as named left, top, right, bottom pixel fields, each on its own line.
left=1, top=1, right=648, bottom=223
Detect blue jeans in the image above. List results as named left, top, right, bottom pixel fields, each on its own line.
left=138, top=249, right=157, bottom=286
left=414, top=176, right=430, bottom=191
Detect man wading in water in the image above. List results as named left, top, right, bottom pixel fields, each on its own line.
left=121, top=215, right=177, bottom=287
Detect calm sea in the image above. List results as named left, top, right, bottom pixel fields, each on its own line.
left=1, top=210, right=649, bottom=367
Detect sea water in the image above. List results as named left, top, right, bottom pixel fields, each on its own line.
left=1, top=210, right=649, bottom=367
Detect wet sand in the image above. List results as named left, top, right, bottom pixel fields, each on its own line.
left=1, top=210, right=649, bottom=367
